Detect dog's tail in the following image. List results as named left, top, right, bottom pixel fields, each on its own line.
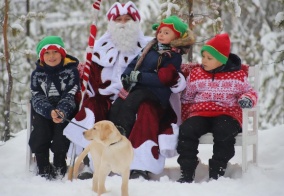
left=73, top=145, right=90, bottom=179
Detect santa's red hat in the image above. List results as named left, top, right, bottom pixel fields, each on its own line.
left=201, top=33, right=231, bottom=64
left=106, top=1, right=140, bottom=22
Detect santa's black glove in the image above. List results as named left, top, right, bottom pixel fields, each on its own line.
left=238, top=97, right=253, bottom=108
left=129, top=70, right=141, bottom=82
left=121, top=74, right=131, bottom=90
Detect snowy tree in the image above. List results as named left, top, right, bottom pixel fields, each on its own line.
left=211, top=0, right=284, bottom=128
left=0, top=0, right=33, bottom=141
left=275, top=1, right=284, bottom=64
left=158, top=0, right=228, bottom=62
left=1, top=0, right=13, bottom=141
left=0, top=0, right=161, bottom=139
left=219, top=0, right=283, bottom=128
left=157, top=0, right=284, bottom=128
left=259, top=0, right=284, bottom=128
left=1, top=0, right=283, bottom=139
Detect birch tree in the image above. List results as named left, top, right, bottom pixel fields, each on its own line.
left=2, top=0, right=13, bottom=141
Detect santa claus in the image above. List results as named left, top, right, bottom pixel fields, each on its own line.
left=63, top=1, right=193, bottom=180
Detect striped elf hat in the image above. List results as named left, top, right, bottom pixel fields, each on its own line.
left=36, top=36, right=67, bottom=62
left=200, top=33, right=231, bottom=64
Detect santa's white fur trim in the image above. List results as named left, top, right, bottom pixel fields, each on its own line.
left=63, top=108, right=95, bottom=149
left=158, top=123, right=179, bottom=158
left=130, top=140, right=165, bottom=174
left=170, top=73, right=186, bottom=93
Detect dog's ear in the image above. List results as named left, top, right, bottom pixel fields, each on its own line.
left=99, top=123, right=112, bottom=142
left=100, top=122, right=123, bottom=146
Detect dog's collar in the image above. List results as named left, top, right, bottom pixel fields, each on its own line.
left=110, top=138, right=122, bottom=146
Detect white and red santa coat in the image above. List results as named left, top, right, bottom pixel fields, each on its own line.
left=63, top=29, right=186, bottom=175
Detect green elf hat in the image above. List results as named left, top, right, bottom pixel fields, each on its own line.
left=152, top=15, right=188, bottom=38
left=200, top=33, right=231, bottom=64
left=36, top=36, right=67, bottom=62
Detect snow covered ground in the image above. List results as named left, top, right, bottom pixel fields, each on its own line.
left=0, top=125, right=283, bottom=196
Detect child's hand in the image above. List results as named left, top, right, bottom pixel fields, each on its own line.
left=238, top=97, right=253, bottom=108
left=129, top=71, right=141, bottom=82
left=51, top=109, right=64, bottom=123
left=121, top=74, right=131, bottom=90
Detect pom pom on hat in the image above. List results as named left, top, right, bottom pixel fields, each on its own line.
left=200, top=33, right=231, bottom=64
left=106, top=1, right=140, bottom=21
left=36, top=36, right=67, bottom=62
left=152, top=15, right=188, bottom=38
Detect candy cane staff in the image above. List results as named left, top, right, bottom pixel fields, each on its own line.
left=67, top=0, right=102, bottom=181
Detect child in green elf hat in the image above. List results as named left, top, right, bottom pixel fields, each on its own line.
left=29, top=36, right=80, bottom=180
left=108, top=15, right=194, bottom=179
left=108, top=15, right=194, bottom=177
left=109, top=15, right=194, bottom=133
left=177, top=33, right=258, bottom=183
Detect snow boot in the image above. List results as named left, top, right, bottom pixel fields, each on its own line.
left=130, top=170, right=150, bottom=180
left=78, top=156, right=93, bottom=180
left=77, top=165, right=93, bottom=180
left=35, top=152, right=56, bottom=180
left=38, top=164, right=56, bottom=180
left=177, top=160, right=199, bottom=183
left=177, top=169, right=195, bottom=183
left=53, top=153, right=67, bottom=179
left=209, top=159, right=227, bottom=180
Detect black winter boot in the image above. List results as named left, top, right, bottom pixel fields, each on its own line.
left=177, top=170, right=195, bottom=183
left=130, top=170, right=150, bottom=180
left=77, top=156, right=93, bottom=180
left=35, top=152, right=56, bottom=180
left=53, top=153, right=67, bottom=178
left=209, top=159, right=227, bottom=180
left=177, top=160, right=199, bottom=183
left=38, top=164, right=56, bottom=180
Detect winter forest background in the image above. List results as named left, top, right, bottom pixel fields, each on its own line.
left=0, top=0, right=284, bottom=142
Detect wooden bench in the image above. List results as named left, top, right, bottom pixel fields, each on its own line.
left=198, top=65, right=259, bottom=172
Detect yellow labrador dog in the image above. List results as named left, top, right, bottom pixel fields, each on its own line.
left=74, top=120, right=133, bottom=196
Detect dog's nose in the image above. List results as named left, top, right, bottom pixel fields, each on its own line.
left=83, top=132, right=85, bottom=135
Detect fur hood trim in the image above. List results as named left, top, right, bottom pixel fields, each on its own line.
left=170, top=29, right=195, bottom=48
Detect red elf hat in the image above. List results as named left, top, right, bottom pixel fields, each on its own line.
left=201, top=33, right=231, bottom=64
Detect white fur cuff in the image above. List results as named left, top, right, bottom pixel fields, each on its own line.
left=170, top=73, right=186, bottom=93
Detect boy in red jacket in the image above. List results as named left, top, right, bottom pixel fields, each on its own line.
left=177, top=33, right=258, bottom=183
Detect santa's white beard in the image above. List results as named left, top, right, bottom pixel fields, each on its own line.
left=107, top=20, right=142, bottom=53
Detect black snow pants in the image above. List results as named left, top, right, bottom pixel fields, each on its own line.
left=108, top=88, right=160, bottom=137
left=177, top=115, right=242, bottom=170
left=28, top=108, right=70, bottom=156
